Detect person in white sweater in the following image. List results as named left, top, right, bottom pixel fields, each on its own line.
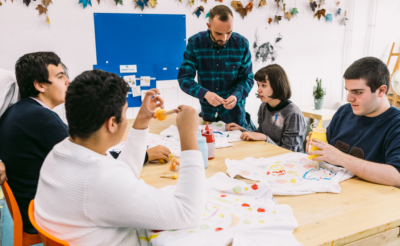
left=34, top=69, right=206, bottom=246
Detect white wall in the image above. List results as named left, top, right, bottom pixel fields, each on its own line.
left=1, top=0, right=399, bottom=122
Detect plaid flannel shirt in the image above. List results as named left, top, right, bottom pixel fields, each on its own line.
left=177, top=30, right=254, bottom=123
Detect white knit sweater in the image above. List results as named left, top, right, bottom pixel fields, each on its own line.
left=34, top=127, right=206, bottom=246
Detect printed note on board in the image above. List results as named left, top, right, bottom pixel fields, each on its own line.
left=140, top=76, right=151, bottom=87
left=120, top=65, right=137, bottom=73
left=123, top=75, right=136, bottom=87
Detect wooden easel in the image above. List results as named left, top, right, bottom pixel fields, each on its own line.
left=387, top=42, right=400, bottom=107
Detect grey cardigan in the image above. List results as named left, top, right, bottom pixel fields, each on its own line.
left=255, top=102, right=307, bottom=152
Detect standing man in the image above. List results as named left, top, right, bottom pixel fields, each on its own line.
left=178, top=5, right=256, bottom=130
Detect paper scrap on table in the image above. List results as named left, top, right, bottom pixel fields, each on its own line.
left=140, top=173, right=301, bottom=246
left=140, top=76, right=151, bottom=87
left=160, top=123, right=242, bottom=149
left=225, top=152, right=354, bottom=196
left=123, top=75, right=136, bottom=87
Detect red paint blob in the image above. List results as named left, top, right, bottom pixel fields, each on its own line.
left=152, top=230, right=163, bottom=233
left=215, top=227, right=223, bottom=231
left=257, top=208, right=265, bottom=213
left=221, top=195, right=226, bottom=197
left=241, top=203, right=250, bottom=207
left=267, top=171, right=270, bottom=175
left=251, top=184, right=259, bottom=190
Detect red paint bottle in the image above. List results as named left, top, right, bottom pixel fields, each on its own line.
left=201, top=122, right=215, bottom=160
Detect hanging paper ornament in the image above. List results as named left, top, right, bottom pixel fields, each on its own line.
left=274, top=0, right=280, bottom=8
left=201, top=0, right=207, bottom=3
left=215, top=0, right=223, bottom=2
left=325, top=13, right=332, bottom=22
left=319, top=0, right=325, bottom=5
left=274, top=15, right=282, bottom=24
left=134, top=0, right=145, bottom=10
left=23, top=0, right=31, bottom=6
left=336, top=1, right=340, bottom=6
left=314, top=9, right=325, bottom=20
left=283, top=4, right=292, bottom=21
left=36, top=4, right=48, bottom=15
left=205, top=10, right=210, bottom=18
left=79, top=0, right=92, bottom=9
left=193, top=5, right=204, bottom=18
left=258, top=0, right=267, bottom=8
left=46, top=16, right=50, bottom=24
left=231, top=1, right=248, bottom=19
left=292, top=8, right=299, bottom=16
left=97, top=0, right=100, bottom=3
left=0, top=1, right=2, bottom=5
left=337, top=8, right=341, bottom=16
left=309, top=1, right=317, bottom=12
left=246, top=1, right=253, bottom=12
left=189, top=0, right=195, bottom=7
left=115, top=0, right=123, bottom=5
left=149, top=0, right=157, bottom=7
left=42, top=0, right=52, bottom=7
left=268, top=17, right=273, bottom=24
left=342, top=17, right=348, bottom=25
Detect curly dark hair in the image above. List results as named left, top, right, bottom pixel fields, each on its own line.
left=344, top=57, right=390, bottom=94
left=15, top=51, right=61, bottom=98
left=66, top=69, right=130, bottom=139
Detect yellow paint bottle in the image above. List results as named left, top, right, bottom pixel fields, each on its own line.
left=308, top=120, right=327, bottom=160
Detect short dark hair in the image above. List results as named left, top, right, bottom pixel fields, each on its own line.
left=15, top=52, right=61, bottom=99
left=344, top=57, right=390, bottom=94
left=209, top=5, right=233, bottom=22
left=254, top=64, right=292, bottom=101
left=65, top=69, right=130, bottom=139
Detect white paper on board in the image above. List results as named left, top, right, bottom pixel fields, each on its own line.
left=131, top=86, right=141, bottom=97
left=140, top=76, right=151, bottom=87
left=120, top=65, right=137, bottom=73
left=123, top=75, right=136, bottom=87
left=141, top=90, right=149, bottom=101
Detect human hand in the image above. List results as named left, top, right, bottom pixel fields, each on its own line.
left=133, top=89, right=164, bottom=129
left=240, top=132, right=267, bottom=141
left=225, top=122, right=243, bottom=131
left=176, top=105, right=199, bottom=151
left=308, top=138, right=346, bottom=165
left=0, top=161, right=7, bottom=185
left=204, top=92, right=225, bottom=107
left=223, top=95, right=237, bottom=110
left=305, top=132, right=312, bottom=153
left=146, top=145, right=171, bottom=163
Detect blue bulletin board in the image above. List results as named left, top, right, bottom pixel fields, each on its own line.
left=93, top=13, right=187, bottom=107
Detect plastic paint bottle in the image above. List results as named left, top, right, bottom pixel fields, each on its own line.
left=308, top=120, right=327, bottom=160
left=197, top=129, right=209, bottom=168
left=201, top=122, right=215, bottom=160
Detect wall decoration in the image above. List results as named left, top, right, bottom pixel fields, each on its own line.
left=268, top=17, right=272, bottom=24
left=325, top=13, right=332, bottom=22
left=36, top=4, right=47, bottom=15
left=205, top=10, right=210, bottom=18
left=193, top=5, right=204, bottom=18
left=114, top=0, right=123, bottom=5
left=253, top=31, right=283, bottom=63
left=79, top=0, right=91, bottom=9
left=189, top=0, right=195, bottom=7
left=23, top=0, right=31, bottom=6
left=41, top=0, right=52, bottom=7
left=258, top=0, right=267, bottom=8
left=337, top=8, right=341, bottom=16
left=274, top=15, right=281, bottom=24
left=283, top=4, right=292, bottom=21
left=292, top=7, right=299, bottom=16
left=149, top=0, right=157, bottom=7
left=201, top=0, right=207, bottom=3
left=231, top=1, right=249, bottom=19
left=309, top=1, right=317, bottom=12
left=46, top=16, right=50, bottom=24
left=134, top=0, right=145, bottom=10
left=314, top=9, right=326, bottom=20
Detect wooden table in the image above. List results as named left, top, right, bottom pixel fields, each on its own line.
left=124, top=116, right=400, bottom=246
left=301, top=107, right=337, bottom=126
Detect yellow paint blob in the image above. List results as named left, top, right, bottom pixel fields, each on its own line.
left=220, top=214, right=225, bottom=218
left=290, top=178, right=296, bottom=183
left=189, top=231, right=195, bottom=233
left=273, top=211, right=277, bottom=214
left=245, top=187, right=248, bottom=191
left=248, top=208, right=252, bottom=211
left=139, top=234, right=159, bottom=242
left=259, top=220, right=265, bottom=224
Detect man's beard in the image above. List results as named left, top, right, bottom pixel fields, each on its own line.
left=210, top=31, right=227, bottom=46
